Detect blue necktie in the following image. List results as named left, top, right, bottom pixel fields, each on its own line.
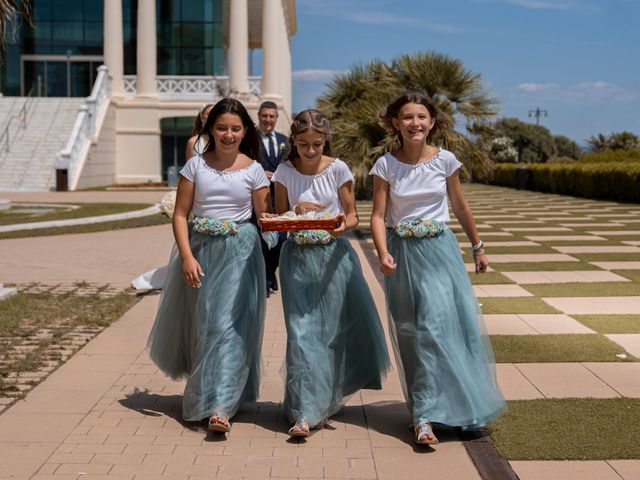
left=268, top=134, right=276, bottom=163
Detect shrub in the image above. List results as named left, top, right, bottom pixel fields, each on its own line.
left=490, top=162, right=640, bottom=203
left=494, top=118, right=556, bottom=163
left=577, top=148, right=640, bottom=164
left=547, top=156, right=576, bottom=164
left=553, top=135, right=582, bottom=159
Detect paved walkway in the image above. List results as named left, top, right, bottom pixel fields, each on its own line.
left=1, top=186, right=640, bottom=479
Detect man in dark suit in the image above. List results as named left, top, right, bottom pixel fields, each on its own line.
left=257, top=101, right=289, bottom=295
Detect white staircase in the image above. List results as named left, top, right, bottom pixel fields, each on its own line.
left=0, top=97, right=84, bottom=191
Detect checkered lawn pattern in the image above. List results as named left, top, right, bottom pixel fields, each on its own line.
left=356, top=184, right=640, bottom=361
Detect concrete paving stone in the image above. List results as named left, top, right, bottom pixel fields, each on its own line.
left=543, top=296, right=640, bottom=314
left=496, top=364, right=544, bottom=400
left=607, top=460, right=640, bottom=480
left=605, top=334, right=640, bottom=358
left=485, top=314, right=539, bottom=335
left=503, top=227, right=573, bottom=232
left=554, top=245, right=640, bottom=254
left=514, top=363, right=620, bottom=398
left=560, top=223, right=625, bottom=228
left=583, top=363, right=640, bottom=398
left=0, top=413, right=84, bottom=442
left=591, top=261, right=640, bottom=270
left=502, top=271, right=630, bottom=284
left=588, top=230, right=640, bottom=236
left=0, top=442, right=59, bottom=478
left=525, top=235, right=607, bottom=242
left=510, top=460, right=622, bottom=479
left=518, top=314, right=596, bottom=334
left=488, top=254, right=579, bottom=263
left=54, top=463, right=113, bottom=474
left=372, top=445, right=481, bottom=480
left=473, top=284, right=534, bottom=297
left=623, top=241, right=640, bottom=246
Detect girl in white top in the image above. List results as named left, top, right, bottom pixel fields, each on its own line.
left=147, top=98, right=272, bottom=436
left=273, top=109, right=389, bottom=438
left=185, top=103, right=214, bottom=158
left=370, top=92, right=506, bottom=445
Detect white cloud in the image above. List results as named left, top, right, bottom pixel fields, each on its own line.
left=292, top=69, right=344, bottom=82
left=514, top=81, right=639, bottom=102
left=517, top=82, right=559, bottom=92
left=499, top=0, right=598, bottom=11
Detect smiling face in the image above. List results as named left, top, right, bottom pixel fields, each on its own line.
left=392, top=102, right=436, bottom=144
left=258, top=107, right=278, bottom=135
left=293, top=130, right=326, bottom=165
left=210, top=113, right=246, bottom=153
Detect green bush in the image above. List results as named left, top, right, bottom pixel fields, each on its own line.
left=490, top=162, right=640, bottom=203
left=547, top=156, right=576, bottom=164
left=577, top=148, right=640, bottom=164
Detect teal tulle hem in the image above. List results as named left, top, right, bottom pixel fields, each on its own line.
left=146, top=223, right=266, bottom=421
left=279, top=237, right=390, bottom=426
left=385, top=229, right=507, bottom=427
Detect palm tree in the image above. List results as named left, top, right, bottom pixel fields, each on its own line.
left=317, top=52, right=498, bottom=194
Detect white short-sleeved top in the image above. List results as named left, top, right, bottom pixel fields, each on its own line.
left=272, top=159, right=354, bottom=216
left=369, top=148, right=462, bottom=226
left=180, top=155, right=270, bottom=221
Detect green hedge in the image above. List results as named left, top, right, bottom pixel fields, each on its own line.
left=577, top=149, right=640, bottom=164
left=491, top=162, right=640, bottom=203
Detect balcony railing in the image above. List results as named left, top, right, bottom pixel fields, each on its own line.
left=123, top=75, right=261, bottom=101
left=57, top=65, right=112, bottom=190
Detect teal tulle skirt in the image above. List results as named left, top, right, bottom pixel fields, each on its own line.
left=146, top=223, right=266, bottom=421
left=385, top=228, right=506, bottom=428
left=280, top=237, right=390, bottom=426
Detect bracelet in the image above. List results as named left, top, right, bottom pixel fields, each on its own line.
left=472, top=240, right=484, bottom=251
left=379, top=251, right=390, bottom=258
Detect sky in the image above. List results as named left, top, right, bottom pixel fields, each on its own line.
left=289, top=0, right=640, bottom=145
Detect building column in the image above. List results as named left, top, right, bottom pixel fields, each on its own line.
left=279, top=12, right=292, bottom=113
left=229, top=0, right=249, bottom=95
left=136, top=0, right=157, bottom=98
left=103, top=0, right=124, bottom=97
left=261, top=0, right=281, bottom=100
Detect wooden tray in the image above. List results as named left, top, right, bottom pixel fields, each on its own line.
left=260, top=215, right=342, bottom=232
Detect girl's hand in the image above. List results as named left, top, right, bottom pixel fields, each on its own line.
left=260, top=212, right=277, bottom=219
left=182, top=256, right=204, bottom=288
left=379, top=251, right=397, bottom=276
left=474, top=251, right=489, bottom=274
left=330, top=215, right=346, bottom=237
left=295, top=202, right=326, bottom=214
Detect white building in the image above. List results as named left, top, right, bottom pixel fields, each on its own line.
left=0, top=0, right=296, bottom=191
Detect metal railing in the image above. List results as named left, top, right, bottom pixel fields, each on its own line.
left=122, top=75, right=262, bottom=100
left=0, top=82, right=38, bottom=153
left=56, top=65, right=112, bottom=191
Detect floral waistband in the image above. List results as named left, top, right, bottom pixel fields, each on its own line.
left=290, top=229, right=335, bottom=245
left=192, top=216, right=246, bottom=236
left=392, top=218, right=447, bottom=238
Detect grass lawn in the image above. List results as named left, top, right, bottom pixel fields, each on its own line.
left=468, top=272, right=515, bottom=285
left=613, top=270, right=640, bottom=282
left=0, top=203, right=152, bottom=226
left=480, top=297, right=560, bottom=314
left=0, top=213, right=170, bottom=239
left=0, top=291, right=140, bottom=397
left=524, top=282, right=640, bottom=297
left=490, top=262, right=595, bottom=272
left=490, top=334, right=635, bottom=363
left=573, top=315, right=640, bottom=334
left=490, top=398, right=640, bottom=460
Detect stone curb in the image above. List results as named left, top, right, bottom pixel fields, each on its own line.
left=0, top=204, right=162, bottom=233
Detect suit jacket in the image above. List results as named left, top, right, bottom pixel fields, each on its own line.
left=259, top=131, right=289, bottom=173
